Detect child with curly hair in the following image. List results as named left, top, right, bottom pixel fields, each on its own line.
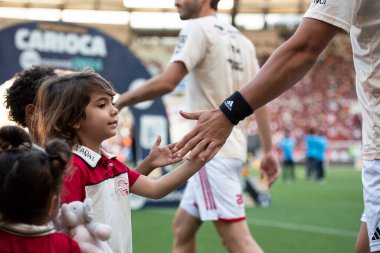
left=4, top=66, right=57, bottom=134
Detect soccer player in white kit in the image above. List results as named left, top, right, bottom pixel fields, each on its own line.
left=173, top=1, right=380, bottom=252
left=115, top=0, right=280, bottom=252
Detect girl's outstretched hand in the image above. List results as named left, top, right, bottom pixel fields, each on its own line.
left=148, top=135, right=183, bottom=168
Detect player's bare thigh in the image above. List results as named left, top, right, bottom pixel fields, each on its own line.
left=213, top=220, right=263, bottom=253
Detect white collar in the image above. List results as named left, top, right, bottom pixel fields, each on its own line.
left=32, top=143, right=44, bottom=151
left=0, top=221, right=55, bottom=237
left=72, top=144, right=116, bottom=168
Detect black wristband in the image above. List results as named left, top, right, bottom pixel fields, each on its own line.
left=219, top=91, right=253, bottom=125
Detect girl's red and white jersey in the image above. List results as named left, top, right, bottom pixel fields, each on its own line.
left=61, top=144, right=141, bottom=253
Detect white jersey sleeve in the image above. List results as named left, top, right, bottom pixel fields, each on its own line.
left=303, top=0, right=363, bottom=33
left=170, top=21, right=207, bottom=71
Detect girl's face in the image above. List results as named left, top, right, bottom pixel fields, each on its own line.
left=74, top=92, right=118, bottom=149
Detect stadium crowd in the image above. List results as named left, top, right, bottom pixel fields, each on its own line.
left=247, top=44, right=361, bottom=162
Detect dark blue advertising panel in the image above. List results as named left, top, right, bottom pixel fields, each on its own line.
left=0, top=21, right=183, bottom=208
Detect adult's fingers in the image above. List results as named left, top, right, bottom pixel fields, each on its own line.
left=174, top=111, right=202, bottom=152
left=175, top=134, right=204, bottom=158
left=179, top=110, right=201, bottom=120
left=197, top=141, right=221, bottom=162
left=166, top=143, right=177, bottom=150
left=170, top=156, right=184, bottom=164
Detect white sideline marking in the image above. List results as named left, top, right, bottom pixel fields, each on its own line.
left=247, top=219, right=357, bottom=238
left=142, top=209, right=357, bottom=238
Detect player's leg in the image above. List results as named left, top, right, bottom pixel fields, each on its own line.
left=172, top=176, right=202, bottom=253
left=359, top=160, right=380, bottom=253
left=290, top=160, right=296, bottom=180
left=213, top=219, right=263, bottom=253
left=356, top=222, right=370, bottom=253
left=172, top=208, right=201, bottom=253
left=204, top=158, right=262, bottom=252
left=282, top=161, right=288, bottom=181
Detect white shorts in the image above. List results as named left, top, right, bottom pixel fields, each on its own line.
left=179, top=157, right=246, bottom=222
left=361, top=160, right=380, bottom=252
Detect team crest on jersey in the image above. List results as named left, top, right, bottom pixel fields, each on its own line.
left=174, top=34, right=187, bottom=54
left=115, top=178, right=129, bottom=196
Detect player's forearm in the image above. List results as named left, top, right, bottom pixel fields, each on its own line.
left=115, top=75, right=174, bottom=109
left=254, top=105, right=273, bottom=153
left=241, top=44, right=318, bottom=110
left=239, top=19, right=338, bottom=111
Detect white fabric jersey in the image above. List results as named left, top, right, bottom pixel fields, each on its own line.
left=305, top=0, right=380, bottom=160
left=305, top=1, right=380, bottom=252
left=170, top=15, right=260, bottom=161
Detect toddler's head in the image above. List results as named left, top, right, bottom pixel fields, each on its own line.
left=0, top=126, right=71, bottom=225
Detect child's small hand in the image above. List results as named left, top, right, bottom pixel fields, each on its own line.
left=148, top=135, right=183, bottom=168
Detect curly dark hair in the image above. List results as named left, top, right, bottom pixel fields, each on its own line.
left=211, top=0, right=220, bottom=10
left=4, top=66, right=57, bottom=127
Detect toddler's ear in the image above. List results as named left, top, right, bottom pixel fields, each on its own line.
left=25, top=104, right=35, bottom=124
left=25, top=104, right=35, bottom=116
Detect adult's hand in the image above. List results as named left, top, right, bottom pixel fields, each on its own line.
left=174, top=108, right=234, bottom=161
left=259, top=150, right=280, bottom=187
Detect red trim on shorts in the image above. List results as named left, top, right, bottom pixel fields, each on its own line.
left=199, top=169, right=209, bottom=210
left=199, top=167, right=216, bottom=210
left=218, top=216, right=246, bottom=223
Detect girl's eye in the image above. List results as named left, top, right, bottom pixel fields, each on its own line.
left=98, top=104, right=106, bottom=108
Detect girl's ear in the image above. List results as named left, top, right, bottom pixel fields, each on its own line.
left=72, top=122, right=81, bottom=130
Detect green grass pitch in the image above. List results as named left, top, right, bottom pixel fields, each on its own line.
left=132, top=165, right=362, bottom=253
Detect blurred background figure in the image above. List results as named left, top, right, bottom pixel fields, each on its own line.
left=315, top=129, right=328, bottom=182
left=279, top=128, right=296, bottom=182
left=304, top=127, right=318, bottom=180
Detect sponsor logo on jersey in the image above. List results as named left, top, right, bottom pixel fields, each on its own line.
left=312, top=0, right=327, bottom=4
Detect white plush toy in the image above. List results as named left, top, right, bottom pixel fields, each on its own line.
left=59, top=198, right=113, bottom=253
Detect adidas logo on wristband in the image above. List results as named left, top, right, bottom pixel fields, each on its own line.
left=224, top=100, right=234, bottom=111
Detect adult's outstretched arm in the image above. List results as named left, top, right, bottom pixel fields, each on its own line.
left=115, top=61, right=187, bottom=110
left=174, top=18, right=340, bottom=161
